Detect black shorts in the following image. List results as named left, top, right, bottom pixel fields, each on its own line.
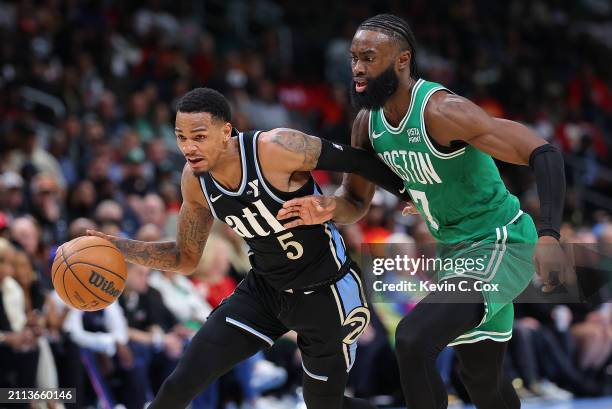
left=208, top=264, right=371, bottom=380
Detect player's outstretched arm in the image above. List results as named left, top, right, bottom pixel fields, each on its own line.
left=87, top=165, right=213, bottom=274
left=277, top=110, right=407, bottom=227
left=425, top=92, right=570, bottom=291
left=259, top=122, right=410, bottom=202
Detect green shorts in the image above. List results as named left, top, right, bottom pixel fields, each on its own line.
left=436, top=210, right=538, bottom=346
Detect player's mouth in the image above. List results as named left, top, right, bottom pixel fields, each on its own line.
left=354, top=78, right=368, bottom=93
left=186, top=157, right=206, bottom=168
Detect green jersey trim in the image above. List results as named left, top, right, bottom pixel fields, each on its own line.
left=419, top=86, right=466, bottom=160
left=454, top=329, right=513, bottom=341
left=437, top=209, right=523, bottom=282
left=447, top=331, right=512, bottom=346
left=379, top=79, right=425, bottom=134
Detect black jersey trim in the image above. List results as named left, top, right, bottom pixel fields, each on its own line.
left=251, top=131, right=285, bottom=204
left=210, top=132, right=248, bottom=196
left=198, top=176, right=219, bottom=219
left=252, top=131, right=316, bottom=204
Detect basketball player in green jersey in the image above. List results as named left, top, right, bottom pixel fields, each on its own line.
left=277, top=14, right=570, bottom=409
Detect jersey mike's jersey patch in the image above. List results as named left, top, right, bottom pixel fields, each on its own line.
left=198, top=131, right=349, bottom=291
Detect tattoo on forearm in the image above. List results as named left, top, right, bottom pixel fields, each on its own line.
left=176, top=203, right=213, bottom=264
left=112, top=204, right=213, bottom=272
left=272, top=129, right=322, bottom=169
left=113, top=240, right=181, bottom=269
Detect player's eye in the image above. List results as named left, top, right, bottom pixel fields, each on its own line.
left=366, top=56, right=374, bottom=62
left=351, top=55, right=358, bottom=63
left=194, top=135, right=206, bottom=141
left=176, top=134, right=186, bottom=141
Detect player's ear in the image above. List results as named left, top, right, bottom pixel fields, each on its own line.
left=224, top=122, right=232, bottom=142
left=397, top=50, right=411, bottom=71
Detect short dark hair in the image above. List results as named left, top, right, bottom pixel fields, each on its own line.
left=176, top=87, right=232, bottom=122
left=358, top=14, right=418, bottom=78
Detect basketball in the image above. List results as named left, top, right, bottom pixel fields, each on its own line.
left=52, top=236, right=127, bottom=311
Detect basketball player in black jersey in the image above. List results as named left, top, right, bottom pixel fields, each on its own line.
left=85, top=87, right=411, bottom=409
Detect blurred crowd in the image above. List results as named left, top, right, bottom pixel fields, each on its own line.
left=1, top=0, right=612, bottom=408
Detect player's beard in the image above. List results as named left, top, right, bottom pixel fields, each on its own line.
left=350, top=64, right=399, bottom=110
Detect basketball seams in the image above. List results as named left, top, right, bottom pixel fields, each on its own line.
left=61, top=236, right=87, bottom=259
left=53, top=237, right=126, bottom=311
left=52, top=240, right=120, bottom=282
left=61, top=246, right=113, bottom=304
left=64, top=244, right=122, bottom=262
left=51, top=253, right=62, bottom=282
left=66, top=264, right=114, bottom=304
left=60, top=246, right=78, bottom=308
left=53, top=261, right=70, bottom=301
left=68, top=261, right=126, bottom=283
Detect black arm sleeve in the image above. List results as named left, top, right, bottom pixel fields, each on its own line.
left=315, top=138, right=411, bottom=202
left=529, top=144, right=565, bottom=240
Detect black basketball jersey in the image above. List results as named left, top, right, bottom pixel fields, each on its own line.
left=198, top=131, right=349, bottom=291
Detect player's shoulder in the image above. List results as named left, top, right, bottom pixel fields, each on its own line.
left=350, top=109, right=371, bottom=148
left=256, top=127, right=300, bottom=145
left=425, top=90, right=477, bottom=125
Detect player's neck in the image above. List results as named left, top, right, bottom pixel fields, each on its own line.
left=210, top=138, right=243, bottom=190
left=382, top=77, right=417, bottom=127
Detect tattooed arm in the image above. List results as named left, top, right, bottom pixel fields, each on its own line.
left=258, top=127, right=411, bottom=201
left=258, top=128, right=322, bottom=172
left=86, top=165, right=213, bottom=274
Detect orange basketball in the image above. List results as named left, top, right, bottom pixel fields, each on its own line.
left=52, top=236, right=127, bottom=311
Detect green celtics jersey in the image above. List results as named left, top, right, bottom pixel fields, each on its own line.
left=369, top=79, right=521, bottom=243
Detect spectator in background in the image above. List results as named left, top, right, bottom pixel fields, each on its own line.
left=0, top=0, right=611, bottom=404
left=10, top=216, right=46, bottom=277
left=119, top=264, right=184, bottom=409
left=139, top=193, right=171, bottom=237
left=66, top=180, right=97, bottom=222
left=136, top=223, right=163, bottom=243
left=29, top=173, right=67, bottom=245
left=61, top=300, right=132, bottom=408
left=0, top=238, right=39, bottom=408
left=66, top=218, right=97, bottom=242
left=120, top=147, right=154, bottom=197
left=0, top=213, right=8, bottom=240
left=191, top=236, right=235, bottom=317
left=241, top=79, right=291, bottom=130
left=12, top=245, right=62, bottom=402
left=0, top=171, right=26, bottom=221
left=97, top=90, right=124, bottom=140
left=4, top=121, right=66, bottom=190
left=148, top=268, right=212, bottom=331
left=153, top=102, right=178, bottom=150
left=128, top=92, right=155, bottom=142
left=94, top=199, right=141, bottom=239
left=361, top=191, right=393, bottom=244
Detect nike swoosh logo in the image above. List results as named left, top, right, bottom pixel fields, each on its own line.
left=210, top=194, right=222, bottom=203
left=371, top=131, right=385, bottom=139
left=399, top=187, right=406, bottom=194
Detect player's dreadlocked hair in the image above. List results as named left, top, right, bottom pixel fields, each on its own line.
left=176, top=87, right=232, bottom=122
left=358, top=14, right=418, bottom=77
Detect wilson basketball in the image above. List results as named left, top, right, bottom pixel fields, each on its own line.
left=52, top=236, right=127, bottom=311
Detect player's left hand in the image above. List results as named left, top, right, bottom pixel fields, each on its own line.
left=533, top=236, right=573, bottom=293
left=276, top=195, right=336, bottom=228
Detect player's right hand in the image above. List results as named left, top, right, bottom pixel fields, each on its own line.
left=401, top=201, right=419, bottom=216
left=86, top=229, right=120, bottom=244
left=533, top=236, right=573, bottom=293
left=277, top=195, right=336, bottom=228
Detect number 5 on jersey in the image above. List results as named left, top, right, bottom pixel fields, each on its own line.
left=277, top=232, right=303, bottom=259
